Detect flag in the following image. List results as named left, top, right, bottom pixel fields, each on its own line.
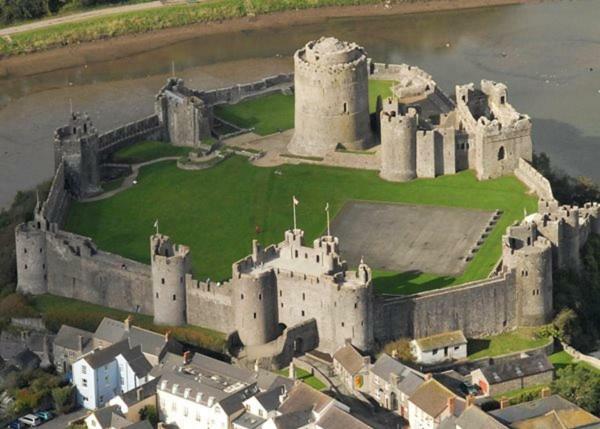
left=325, top=202, right=329, bottom=212
left=153, top=219, right=159, bottom=229
left=293, top=196, right=299, bottom=206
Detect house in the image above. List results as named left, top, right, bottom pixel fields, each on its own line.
left=367, top=353, right=425, bottom=418
left=157, top=351, right=259, bottom=429
left=53, top=325, right=94, bottom=375
left=109, top=378, right=159, bottom=423
left=408, top=378, right=465, bottom=429
left=471, top=354, right=554, bottom=396
left=438, top=404, right=509, bottom=429
left=411, top=331, right=467, bottom=365
left=73, top=340, right=153, bottom=409
left=489, top=394, right=600, bottom=428
left=84, top=404, right=154, bottom=429
left=332, top=341, right=371, bottom=392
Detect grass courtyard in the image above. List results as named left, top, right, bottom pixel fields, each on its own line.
left=65, top=154, right=537, bottom=295
left=212, top=79, right=395, bottom=136
left=467, top=327, right=552, bottom=361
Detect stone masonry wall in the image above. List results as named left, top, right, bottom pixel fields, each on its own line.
left=41, top=162, right=71, bottom=227
left=98, top=115, right=163, bottom=162
left=186, top=278, right=234, bottom=334
left=374, top=273, right=517, bottom=342
left=515, top=158, right=555, bottom=201
left=196, top=74, right=293, bottom=107
left=45, top=230, right=153, bottom=315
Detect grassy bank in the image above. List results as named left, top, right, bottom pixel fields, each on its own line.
left=467, top=327, right=551, bottom=360
left=31, top=294, right=227, bottom=352
left=65, top=154, right=536, bottom=294
left=112, top=140, right=190, bottom=164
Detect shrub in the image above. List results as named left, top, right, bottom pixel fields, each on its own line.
left=382, top=338, right=415, bottom=363
left=52, top=385, right=76, bottom=414
left=139, top=405, right=158, bottom=426
left=0, top=0, right=49, bottom=26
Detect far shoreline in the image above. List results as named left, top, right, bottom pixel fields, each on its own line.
left=0, top=0, right=546, bottom=79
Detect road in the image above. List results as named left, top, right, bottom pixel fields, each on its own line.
left=0, top=1, right=165, bottom=37
left=37, top=409, right=88, bottom=429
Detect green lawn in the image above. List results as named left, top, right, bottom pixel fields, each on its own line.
left=112, top=140, right=191, bottom=164
left=65, top=155, right=536, bottom=295
left=278, top=367, right=327, bottom=390
left=31, top=294, right=226, bottom=352
left=213, top=79, right=395, bottom=136
left=468, top=327, right=552, bottom=360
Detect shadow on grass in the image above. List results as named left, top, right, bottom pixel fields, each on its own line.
left=467, top=338, right=492, bottom=356
left=373, top=270, right=456, bottom=295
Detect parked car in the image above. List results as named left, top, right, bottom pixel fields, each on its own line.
left=7, top=420, right=24, bottom=429
left=18, top=414, right=43, bottom=427
left=35, top=410, right=54, bottom=422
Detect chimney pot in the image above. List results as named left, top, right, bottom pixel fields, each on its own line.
left=77, top=335, right=84, bottom=352
left=447, top=397, right=456, bottom=415
left=136, top=388, right=143, bottom=401
left=183, top=351, right=191, bottom=365
left=466, top=394, right=475, bottom=407
left=500, top=397, right=510, bottom=409
left=540, top=387, right=551, bottom=399
left=124, top=315, right=133, bottom=331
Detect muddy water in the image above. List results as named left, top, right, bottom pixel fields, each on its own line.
left=0, top=0, right=599, bottom=208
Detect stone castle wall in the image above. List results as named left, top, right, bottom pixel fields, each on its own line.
left=196, top=73, right=293, bottom=107
left=41, top=161, right=71, bottom=227
left=515, top=158, right=555, bottom=201
left=374, top=274, right=517, bottom=342
left=186, top=278, right=234, bottom=334
left=98, top=114, right=163, bottom=162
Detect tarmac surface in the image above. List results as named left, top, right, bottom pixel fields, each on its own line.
left=331, top=201, right=494, bottom=275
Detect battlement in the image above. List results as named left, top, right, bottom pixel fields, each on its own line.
left=380, top=103, right=419, bottom=124
left=370, top=62, right=436, bottom=100
left=151, top=234, right=190, bottom=261
left=54, top=111, right=97, bottom=141
left=296, top=37, right=367, bottom=71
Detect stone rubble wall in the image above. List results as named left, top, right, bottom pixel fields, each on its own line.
left=515, top=158, right=555, bottom=201
left=98, top=114, right=163, bottom=161
left=197, top=73, right=293, bottom=107
left=41, top=161, right=71, bottom=227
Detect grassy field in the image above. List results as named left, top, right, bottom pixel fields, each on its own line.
left=31, top=294, right=227, bottom=352
left=65, top=154, right=536, bottom=294
left=279, top=367, right=327, bottom=390
left=111, top=140, right=191, bottom=164
left=468, top=327, right=552, bottom=360
left=213, top=80, right=395, bottom=136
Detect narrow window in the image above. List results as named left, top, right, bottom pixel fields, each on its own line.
left=23, top=248, right=27, bottom=254
left=241, top=294, right=244, bottom=300
left=341, top=322, right=345, bottom=327
left=253, top=312, right=257, bottom=319
left=24, top=264, right=27, bottom=270
left=294, top=250, right=298, bottom=258
left=354, top=303, right=358, bottom=309
left=316, top=255, right=320, bottom=263
left=172, top=294, right=176, bottom=301
left=498, top=146, right=506, bottom=161
left=500, top=96, right=506, bottom=104
left=161, top=278, right=165, bottom=285
left=343, top=102, right=347, bottom=113
left=156, top=293, right=159, bottom=299
left=259, top=293, right=262, bottom=300
left=302, top=293, right=305, bottom=301
left=279, top=290, right=282, bottom=297
left=301, top=310, right=305, bottom=317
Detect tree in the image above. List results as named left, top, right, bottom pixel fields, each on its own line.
left=382, top=338, right=415, bottom=363
left=139, top=405, right=158, bottom=427
left=0, top=0, right=49, bottom=25
left=553, top=309, right=585, bottom=348
left=552, top=365, right=600, bottom=415
left=52, top=385, right=75, bottom=414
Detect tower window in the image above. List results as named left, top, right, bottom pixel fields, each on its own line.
left=172, top=294, right=176, bottom=301
left=343, top=102, right=347, bottom=113
left=498, top=146, right=506, bottom=161
left=295, top=250, right=298, bottom=258
left=24, top=264, right=27, bottom=270
left=156, top=292, right=159, bottom=298
left=180, top=276, right=184, bottom=284
left=301, top=310, right=305, bottom=317
left=500, top=96, right=506, bottom=104
left=259, top=294, right=262, bottom=300
left=279, top=290, right=282, bottom=297
left=302, top=293, right=305, bottom=301
left=281, top=303, right=284, bottom=308
left=161, top=278, right=165, bottom=285
left=341, top=322, right=345, bottom=327
left=354, top=303, right=357, bottom=309
left=253, top=312, right=257, bottom=319
left=241, top=294, right=244, bottom=300
left=23, top=248, right=27, bottom=254
left=316, top=255, right=320, bottom=263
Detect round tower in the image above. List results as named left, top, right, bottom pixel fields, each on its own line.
left=558, top=206, right=581, bottom=272
left=15, top=222, right=47, bottom=295
left=334, top=260, right=374, bottom=352
left=151, top=234, right=191, bottom=326
left=233, top=269, right=278, bottom=347
left=379, top=107, right=418, bottom=181
left=288, top=37, right=372, bottom=157
left=515, top=237, right=553, bottom=326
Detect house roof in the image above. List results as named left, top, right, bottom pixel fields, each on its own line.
left=119, top=346, right=152, bottom=378
left=317, top=404, right=372, bottom=429
left=408, top=379, right=460, bottom=418
left=413, top=331, right=467, bottom=352
left=252, top=387, right=283, bottom=412
left=370, top=354, right=424, bottom=396
left=89, top=405, right=132, bottom=429
left=333, top=343, right=367, bottom=376
left=479, top=354, right=553, bottom=385
left=118, top=378, right=159, bottom=407
left=233, top=412, right=266, bottom=429
left=490, top=394, right=600, bottom=426
left=124, top=421, right=153, bottom=429
left=81, top=340, right=130, bottom=369
left=271, top=409, right=314, bottom=429
left=254, top=369, right=294, bottom=393
left=54, top=325, right=94, bottom=351
left=453, top=406, right=508, bottom=428
left=278, top=383, right=333, bottom=415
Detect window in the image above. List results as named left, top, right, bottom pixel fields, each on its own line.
left=241, top=294, right=244, bottom=300
left=302, top=293, right=305, bottom=301
left=498, top=146, right=506, bottom=161
left=180, top=276, right=184, bottom=284
left=281, top=303, right=284, bottom=308
left=294, top=250, right=298, bottom=258
left=23, top=248, right=27, bottom=254
left=156, top=292, right=159, bottom=299
left=500, top=96, right=506, bottom=104
left=301, top=310, right=305, bottom=317
left=432, top=348, right=438, bottom=355
left=82, top=366, right=87, bottom=374
left=173, top=294, right=176, bottom=301
left=341, top=322, right=345, bottom=327
left=161, top=278, right=165, bottom=285
left=24, top=264, right=27, bottom=270
left=454, top=346, right=460, bottom=350
left=279, top=290, right=282, bottom=297
left=184, top=407, right=188, bottom=417
left=82, top=378, right=88, bottom=387
left=253, top=312, right=257, bottom=319
left=343, top=102, right=347, bottom=113
left=316, top=255, right=320, bottom=263
left=259, top=293, right=262, bottom=300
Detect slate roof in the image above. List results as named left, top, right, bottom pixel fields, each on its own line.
left=252, top=387, right=283, bottom=412
left=479, top=354, right=553, bottom=385
left=490, top=395, right=599, bottom=426
left=90, top=405, right=132, bottom=429
left=82, top=340, right=130, bottom=369
left=278, top=382, right=333, bottom=415
left=413, top=331, right=467, bottom=352
left=408, top=379, right=460, bottom=418
left=370, top=354, right=424, bottom=396
left=254, top=369, right=294, bottom=393
left=54, top=325, right=94, bottom=351
left=118, top=378, right=159, bottom=406
left=233, top=412, right=266, bottom=429
left=272, top=409, right=314, bottom=429
left=317, top=404, right=371, bottom=429
left=119, top=346, right=152, bottom=378
left=333, top=343, right=367, bottom=375
left=452, top=406, right=508, bottom=429
left=124, top=421, right=153, bottom=429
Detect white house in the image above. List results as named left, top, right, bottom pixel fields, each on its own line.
left=157, top=352, right=259, bottom=429
left=73, top=340, right=153, bottom=410
left=408, top=378, right=464, bottom=429
left=411, top=331, right=467, bottom=365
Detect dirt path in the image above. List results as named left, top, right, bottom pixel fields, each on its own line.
left=81, top=156, right=179, bottom=202
left=0, top=1, right=164, bottom=37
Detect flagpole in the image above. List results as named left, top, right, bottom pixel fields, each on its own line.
left=326, top=203, right=330, bottom=236
left=293, top=197, right=297, bottom=230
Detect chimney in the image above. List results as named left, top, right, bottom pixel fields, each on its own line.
left=77, top=335, right=84, bottom=352
left=540, top=387, right=551, bottom=399
left=425, top=373, right=432, bottom=381
left=500, top=397, right=509, bottom=409
left=183, top=351, right=191, bottom=365
left=124, top=315, right=133, bottom=332
left=136, top=387, right=143, bottom=402
left=447, top=397, right=456, bottom=415
left=164, top=330, right=171, bottom=342
left=289, top=361, right=295, bottom=379
left=466, top=394, right=475, bottom=407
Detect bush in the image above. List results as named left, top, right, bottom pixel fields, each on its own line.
left=552, top=365, right=600, bottom=415
left=139, top=405, right=158, bottom=426
left=52, top=385, right=75, bottom=414
left=0, top=0, right=49, bottom=25
left=382, top=338, right=415, bottom=363
left=0, top=293, right=38, bottom=319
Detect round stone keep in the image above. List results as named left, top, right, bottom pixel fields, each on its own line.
left=288, top=37, right=373, bottom=157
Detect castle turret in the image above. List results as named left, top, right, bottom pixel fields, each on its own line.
left=288, top=37, right=372, bottom=157
left=233, top=269, right=278, bottom=347
left=53, top=112, right=101, bottom=199
left=557, top=206, right=581, bottom=272
left=503, top=222, right=553, bottom=326
left=15, top=200, right=48, bottom=295
left=151, top=234, right=191, bottom=326
left=379, top=106, right=418, bottom=181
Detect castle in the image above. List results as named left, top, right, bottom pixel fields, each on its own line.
left=14, top=37, right=600, bottom=367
